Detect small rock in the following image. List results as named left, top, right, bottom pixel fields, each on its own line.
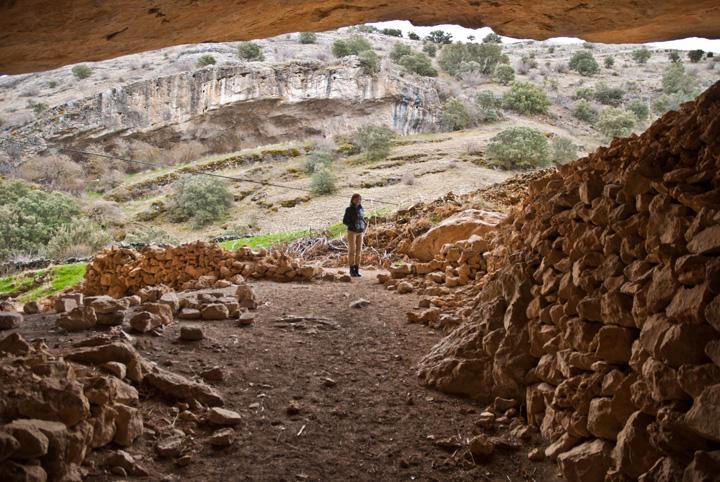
left=349, top=298, right=370, bottom=309
left=238, top=312, right=255, bottom=325
left=201, top=304, right=229, bottom=320
left=208, top=428, right=235, bottom=447
left=338, top=274, right=352, bottom=283
left=396, top=281, right=414, bottom=294
left=101, top=361, right=127, bottom=379
left=104, top=449, right=148, bottom=476
left=156, top=435, right=184, bottom=458
left=22, top=301, right=40, bottom=314
left=528, top=448, right=545, bottom=461
left=207, top=407, right=242, bottom=426
left=468, top=434, right=495, bottom=457
left=179, top=325, right=204, bottom=341
left=322, top=377, right=337, bottom=387
left=201, top=366, right=224, bottom=383
left=286, top=400, right=302, bottom=416
left=175, top=454, right=193, bottom=466
left=0, top=311, right=22, bottom=330
left=179, top=308, right=202, bottom=320
left=129, top=311, right=162, bottom=333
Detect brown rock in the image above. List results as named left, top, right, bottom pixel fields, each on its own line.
left=687, top=225, right=720, bottom=254
left=104, top=449, right=148, bottom=476
left=396, top=281, right=414, bottom=294
left=54, top=296, right=79, bottom=313
left=657, top=323, right=718, bottom=367
left=587, top=397, right=623, bottom=441
left=612, top=411, right=661, bottom=479
left=646, top=265, right=679, bottom=313
left=113, top=403, right=143, bottom=446
left=179, top=308, right=202, bottom=320
left=683, top=384, right=720, bottom=442
left=179, top=325, right=204, bottom=341
left=0, top=311, right=23, bottom=330
left=201, top=366, right=224, bottom=382
left=595, top=325, right=636, bottom=364
left=682, top=450, right=720, bottom=482
left=208, top=428, right=236, bottom=447
left=201, top=304, right=230, bottom=320
left=56, top=306, right=96, bottom=331
left=208, top=407, right=242, bottom=426
left=0, top=461, right=47, bottom=482
left=0, top=431, right=20, bottom=461
left=665, top=283, right=713, bottom=324
left=468, top=433, right=495, bottom=457
left=557, top=439, right=613, bottom=482
left=600, top=291, right=635, bottom=327
left=23, top=301, right=40, bottom=314
left=144, top=368, right=224, bottom=406
left=4, top=420, right=50, bottom=459
left=65, top=342, right=136, bottom=365
left=678, top=364, right=720, bottom=398
left=159, top=292, right=180, bottom=312
left=705, top=295, right=720, bottom=332
left=638, top=457, right=685, bottom=482
left=129, top=311, right=163, bottom=333
left=0, top=332, right=32, bottom=355
left=156, top=435, right=184, bottom=458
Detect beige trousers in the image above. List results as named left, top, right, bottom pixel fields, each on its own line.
left=347, top=231, right=364, bottom=267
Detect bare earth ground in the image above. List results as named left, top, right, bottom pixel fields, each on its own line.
left=14, top=270, right=560, bottom=482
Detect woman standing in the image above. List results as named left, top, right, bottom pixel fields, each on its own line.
left=343, top=193, right=366, bottom=277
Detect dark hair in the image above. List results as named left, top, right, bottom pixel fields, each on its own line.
left=350, top=193, right=361, bottom=203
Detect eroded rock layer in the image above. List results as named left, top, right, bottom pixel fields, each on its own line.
left=2, top=0, right=720, bottom=74
left=414, top=81, right=720, bottom=480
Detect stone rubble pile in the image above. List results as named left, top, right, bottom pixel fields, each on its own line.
left=412, top=81, right=720, bottom=481
left=54, top=282, right=257, bottom=334
left=84, top=242, right=319, bottom=298
left=0, top=331, right=230, bottom=481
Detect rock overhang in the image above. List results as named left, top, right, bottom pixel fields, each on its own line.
left=1, top=0, right=720, bottom=74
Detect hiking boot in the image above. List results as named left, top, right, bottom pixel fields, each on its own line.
left=355, top=266, right=362, bottom=277
left=350, top=266, right=359, bottom=277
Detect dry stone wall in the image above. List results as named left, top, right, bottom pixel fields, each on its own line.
left=412, top=81, right=720, bottom=481
left=84, top=242, right=319, bottom=298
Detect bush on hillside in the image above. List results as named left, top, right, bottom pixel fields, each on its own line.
left=662, top=62, right=698, bottom=95
left=332, top=35, right=372, bottom=57
left=441, top=97, right=474, bottom=131
left=668, top=51, right=681, bottom=63
left=425, top=30, right=453, bottom=44
left=44, top=220, right=111, bottom=260
left=594, top=82, right=625, bottom=106
left=72, top=64, right=92, bottom=79
left=493, top=64, right=515, bottom=85
left=422, top=43, right=437, bottom=58
left=124, top=226, right=179, bottom=245
left=627, top=99, right=650, bottom=122
left=303, top=150, right=334, bottom=175
left=437, top=42, right=503, bottom=77
left=551, top=137, right=578, bottom=164
left=299, top=32, right=317, bottom=44
left=0, top=179, right=83, bottom=261
left=604, top=56, right=615, bottom=68
left=568, top=51, right=599, bottom=75
left=475, top=90, right=502, bottom=109
left=408, top=32, right=420, bottom=41
left=196, top=54, right=216, bottom=67
left=688, top=49, right=704, bottom=63
left=17, top=155, right=84, bottom=194
left=631, top=47, right=651, bottom=64
left=358, top=50, right=380, bottom=75
left=237, top=42, right=264, bottom=61
left=310, top=167, right=337, bottom=195
left=574, top=87, right=595, bottom=101
left=353, top=124, right=396, bottom=162
left=595, top=107, right=637, bottom=138
left=390, top=43, right=413, bottom=62
left=573, top=99, right=598, bottom=123
left=485, top=127, right=551, bottom=170
left=381, top=28, right=403, bottom=38
left=502, top=81, right=550, bottom=114
left=397, top=52, right=437, bottom=76
left=169, top=175, right=233, bottom=229
left=483, top=33, right=502, bottom=44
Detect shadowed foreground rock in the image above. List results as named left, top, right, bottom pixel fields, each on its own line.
left=2, top=0, right=720, bottom=73
left=412, top=80, right=720, bottom=481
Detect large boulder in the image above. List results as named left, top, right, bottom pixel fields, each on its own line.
left=408, top=209, right=504, bottom=262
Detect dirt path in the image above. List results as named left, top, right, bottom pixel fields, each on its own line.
left=16, top=271, right=560, bottom=481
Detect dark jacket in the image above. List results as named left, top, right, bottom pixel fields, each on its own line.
left=343, top=204, right=366, bottom=233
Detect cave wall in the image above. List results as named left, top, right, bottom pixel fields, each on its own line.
left=2, top=0, right=720, bottom=74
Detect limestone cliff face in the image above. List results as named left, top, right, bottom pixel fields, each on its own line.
left=12, top=58, right=439, bottom=153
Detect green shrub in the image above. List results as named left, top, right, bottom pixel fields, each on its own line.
left=662, top=62, right=698, bottom=95
left=381, top=28, right=403, bottom=37
left=332, top=35, right=372, bottom=57
left=595, top=107, right=637, bottom=138
left=354, top=124, right=396, bottom=161
left=0, top=179, right=83, bottom=261
left=483, top=33, right=502, bottom=44
left=71, top=64, right=92, bottom=79
left=574, top=100, right=598, bottom=123
left=124, top=227, right=178, bottom=245
left=631, top=47, right=651, bottom=64
left=44, top=221, right=111, bottom=260
left=653, top=90, right=700, bottom=114
left=486, top=127, right=551, bottom=170
left=310, top=167, right=337, bottom=195
left=475, top=90, right=502, bottom=109
left=425, top=30, right=453, bottom=44
left=169, top=175, right=233, bottom=229
left=29, top=101, right=49, bottom=115
left=574, top=87, right=595, bottom=101
left=551, top=137, right=578, bottom=164
left=502, top=81, right=550, bottom=114
left=358, top=50, right=380, bottom=75
left=408, top=32, right=420, bottom=41
left=653, top=95, right=670, bottom=114
left=299, top=32, right=317, bottom=44
left=390, top=43, right=413, bottom=62
left=569, top=51, right=599, bottom=75
left=604, top=56, right=615, bottom=68
left=438, top=42, right=502, bottom=77
left=397, top=52, right=437, bottom=76
left=196, top=54, right=216, bottom=67
left=627, top=99, right=650, bottom=122
left=303, top=150, right=334, bottom=174
left=237, top=42, right=264, bottom=61
left=688, top=49, right=704, bottom=63
left=47, top=80, right=58, bottom=88
left=441, top=97, right=474, bottom=131
left=594, top=82, right=625, bottom=106
left=494, top=64, right=515, bottom=85
left=668, top=51, right=681, bottom=63
left=422, top=43, right=437, bottom=58
left=357, top=25, right=378, bottom=34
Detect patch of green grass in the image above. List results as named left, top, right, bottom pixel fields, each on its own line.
left=219, top=229, right=313, bottom=250
left=0, top=263, right=87, bottom=303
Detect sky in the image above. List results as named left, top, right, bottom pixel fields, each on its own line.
left=369, top=20, right=720, bottom=52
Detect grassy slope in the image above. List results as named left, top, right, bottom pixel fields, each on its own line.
left=0, top=263, right=87, bottom=303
